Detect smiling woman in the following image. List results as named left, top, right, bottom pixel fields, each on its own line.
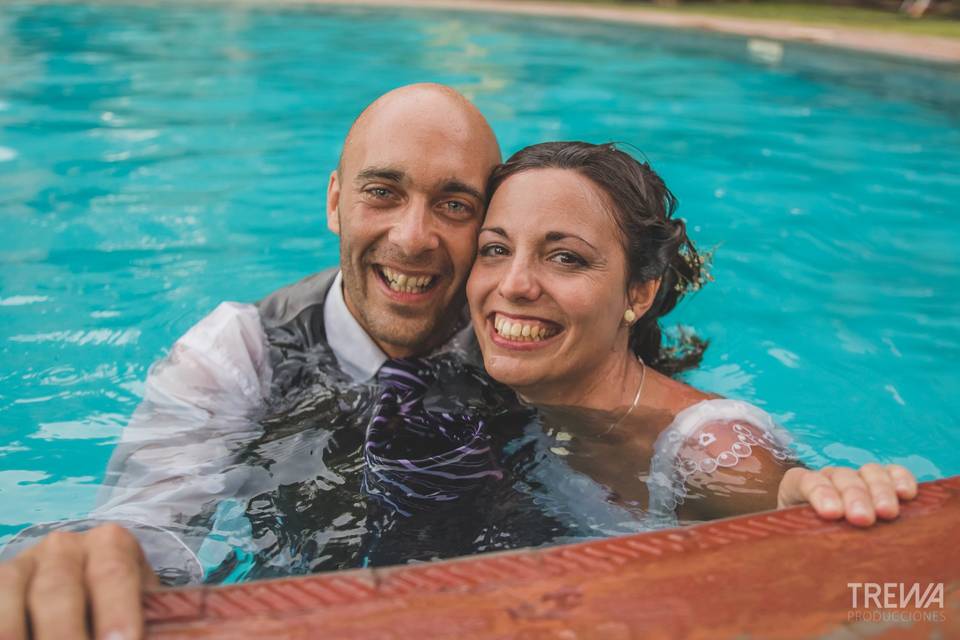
left=467, top=141, right=918, bottom=527
left=469, top=142, right=706, bottom=403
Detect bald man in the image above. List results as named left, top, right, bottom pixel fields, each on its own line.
left=0, top=84, right=507, bottom=640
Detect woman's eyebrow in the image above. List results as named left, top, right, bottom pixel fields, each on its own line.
left=479, top=226, right=508, bottom=238
left=545, top=231, right=598, bottom=251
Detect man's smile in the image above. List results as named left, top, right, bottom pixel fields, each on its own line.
left=373, top=264, right=442, bottom=301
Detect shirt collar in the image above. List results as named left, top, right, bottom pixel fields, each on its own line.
left=323, top=271, right=388, bottom=382
left=322, top=271, right=477, bottom=382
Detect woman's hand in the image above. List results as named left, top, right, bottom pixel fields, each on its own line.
left=777, top=464, right=918, bottom=527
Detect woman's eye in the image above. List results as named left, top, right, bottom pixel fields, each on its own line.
left=479, top=244, right=509, bottom=257
left=550, top=251, right=587, bottom=267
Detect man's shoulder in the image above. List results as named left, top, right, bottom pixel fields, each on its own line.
left=256, top=268, right=339, bottom=328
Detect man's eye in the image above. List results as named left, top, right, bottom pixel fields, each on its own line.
left=550, top=251, right=587, bottom=267
left=365, top=187, right=394, bottom=199
left=479, top=244, right=509, bottom=257
left=442, top=201, right=473, bottom=216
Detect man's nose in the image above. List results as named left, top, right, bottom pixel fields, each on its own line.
left=498, top=255, right=541, bottom=302
left=388, top=201, right=441, bottom=256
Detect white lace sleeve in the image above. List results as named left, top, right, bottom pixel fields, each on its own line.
left=646, top=399, right=795, bottom=520
left=0, top=302, right=272, bottom=585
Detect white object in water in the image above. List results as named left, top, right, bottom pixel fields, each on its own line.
left=748, top=39, right=784, bottom=65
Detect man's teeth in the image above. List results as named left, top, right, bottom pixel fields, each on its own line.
left=493, top=314, right=557, bottom=342
left=381, top=266, right=434, bottom=293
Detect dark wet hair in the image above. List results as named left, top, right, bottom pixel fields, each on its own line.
left=487, top=141, right=708, bottom=376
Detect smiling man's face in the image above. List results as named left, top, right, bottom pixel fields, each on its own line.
left=326, top=86, right=501, bottom=358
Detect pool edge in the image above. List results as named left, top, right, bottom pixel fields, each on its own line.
left=145, top=474, right=960, bottom=639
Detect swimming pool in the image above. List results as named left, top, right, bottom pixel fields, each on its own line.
left=0, top=1, right=958, bottom=547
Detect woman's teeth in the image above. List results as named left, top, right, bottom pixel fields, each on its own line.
left=380, top=266, right=434, bottom=293
left=494, top=314, right=557, bottom=342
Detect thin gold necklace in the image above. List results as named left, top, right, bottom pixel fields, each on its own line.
left=606, top=355, right=646, bottom=434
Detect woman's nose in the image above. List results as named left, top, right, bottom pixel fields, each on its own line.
left=388, top=203, right=440, bottom=256
left=498, top=257, right=541, bottom=302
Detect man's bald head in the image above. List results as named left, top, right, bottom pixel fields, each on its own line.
left=326, top=84, right=502, bottom=359
left=338, top=83, right=501, bottom=176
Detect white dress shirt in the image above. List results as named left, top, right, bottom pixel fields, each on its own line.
left=323, top=271, right=389, bottom=382
left=323, top=270, right=477, bottom=382
left=0, top=270, right=479, bottom=580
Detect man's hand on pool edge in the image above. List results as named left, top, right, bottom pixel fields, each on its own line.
left=0, top=523, right=159, bottom=640
left=777, top=463, right=918, bottom=527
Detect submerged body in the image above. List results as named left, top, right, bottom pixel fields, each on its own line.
left=3, top=269, right=797, bottom=582
left=8, top=274, right=778, bottom=581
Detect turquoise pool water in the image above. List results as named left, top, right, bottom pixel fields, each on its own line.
left=1, top=2, right=958, bottom=545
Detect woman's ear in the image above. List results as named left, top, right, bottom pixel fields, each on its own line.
left=627, top=279, right=660, bottom=321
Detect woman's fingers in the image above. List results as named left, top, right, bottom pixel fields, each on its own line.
left=778, top=467, right=843, bottom=518
left=858, top=463, right=900, bottom=520
left=796, top=468, right=844, bottom=519
left=887, top=464, right=918, bottom=500
left=823, top=466, right=876, bottom=526
left=830, top=464, right=919, bottom=525
left=780, top=464, right=920, bottom=527
left=85, top=524, right=151, bottom=640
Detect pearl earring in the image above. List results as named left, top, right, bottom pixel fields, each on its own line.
left=623, top=309, right=636, bottom=323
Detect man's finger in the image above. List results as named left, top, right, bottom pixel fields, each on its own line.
left=27, top=532, right=90, bottom=640
left=0, top=554, right=35, bottom=640
left=140, top=551, right=161, bottom=589
left=85, top=525, right=149, bottom=640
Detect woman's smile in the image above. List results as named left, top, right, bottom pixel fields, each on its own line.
left=487, top=312, right=564, bottom=350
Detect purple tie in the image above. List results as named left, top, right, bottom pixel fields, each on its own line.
left=363, top=358, right=504, bottom=517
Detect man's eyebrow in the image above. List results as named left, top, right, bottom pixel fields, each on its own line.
left=355, top=166, right=405, bottom=183
left=438, top=179, right=483, bottom=202
left=479, top=226, right=508, bottom=238
left=545, top=231, right=598, bottom=251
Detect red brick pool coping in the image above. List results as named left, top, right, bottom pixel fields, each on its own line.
left=295, top=0, right=960, bottom=64
left=145, top=475, right=960, bottom=638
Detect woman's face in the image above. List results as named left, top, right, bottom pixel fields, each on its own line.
left=467, top=168, right=634, bottom=398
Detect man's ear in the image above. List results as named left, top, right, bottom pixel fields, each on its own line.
left=628, top=278, right=660, bottom=320
left=326, top=170, right=341, bottom=236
